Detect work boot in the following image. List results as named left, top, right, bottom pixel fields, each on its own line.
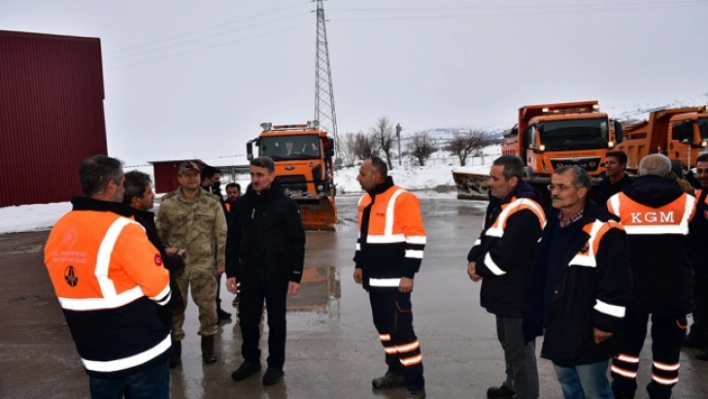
left=169, top=341, right=181, bottom=369
left=262, top=367, right=284, bottom=386
left=697, top=349, right=708, bottom=361
left=406, top=389, right=426, bottom=399
left=372, top=371, right=406, bottom=389
left=217, top=308, right=231, bottom=320
left=201, top=336, right=217, bottom=364
left=231, top=361, right=262, bottom=381
left=487, top=383, right=515, bottom=399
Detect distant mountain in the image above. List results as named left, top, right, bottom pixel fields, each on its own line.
left=404, top=126, right=508, bottom=145
left=604, top=92, right=708, bottom=122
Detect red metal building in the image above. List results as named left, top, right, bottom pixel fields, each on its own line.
left=150, top=160, right=204, bottom=194
left=0, top=30, right=107, bottom=207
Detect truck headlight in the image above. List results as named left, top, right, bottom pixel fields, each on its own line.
left=538, top=145, right=545, bottom=152
left=608, top=141, right=615, bottom=148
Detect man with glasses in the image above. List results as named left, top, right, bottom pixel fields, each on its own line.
left=524, top=166, right=632, bottom=399
left=598, top=151, right=633, bottom=206
left=686, top=153, right=708, bottom=360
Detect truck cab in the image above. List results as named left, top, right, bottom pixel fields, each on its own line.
left=503, top=101, right=623, bottom=179
left=246, top=121, right=337, bottom=230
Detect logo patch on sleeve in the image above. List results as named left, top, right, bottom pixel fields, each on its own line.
left=154, top=254, right=163, bottom=266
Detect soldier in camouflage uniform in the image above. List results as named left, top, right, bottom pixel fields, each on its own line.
left=156, top=161, right=227, bottom=367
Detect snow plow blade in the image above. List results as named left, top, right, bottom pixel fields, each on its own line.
left=295, top=197, right=337, bottom=231
left=452, top=170, right=490, bottom=201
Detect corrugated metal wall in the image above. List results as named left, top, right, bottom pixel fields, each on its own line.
left=0, top=30, right=107, bottom=207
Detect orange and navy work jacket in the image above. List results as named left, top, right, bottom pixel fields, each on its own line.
left=354, top=177, right=426, bottom=292
left=44, top=199, right=172, bottom=379
left=607, top=180, right=696, bottom=314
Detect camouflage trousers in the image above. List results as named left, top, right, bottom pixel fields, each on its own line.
left=171, top=274, right=218, bottom=340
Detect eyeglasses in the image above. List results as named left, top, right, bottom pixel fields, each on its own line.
left=547, top=184, right=574, bottom=192
left=697, top=168, right=708, bottom=174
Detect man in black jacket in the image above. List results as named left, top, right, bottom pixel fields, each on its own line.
left=524, top=166, right=632, bottom=399
left=598, top=151, right=633, bottom=206
left=607, top=154, right=698, bottom=399
left=201, top=165, right=231, bottom=321
left=685, top=153, right=708, bottom=360
left=123, top=171, right=186, bottom=367
left=225, top=157, right=306, bottom=386
left=467, top=155, right=545, bottom=399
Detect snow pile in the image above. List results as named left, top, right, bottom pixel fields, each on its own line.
left=0, top=202, right=72, bottom=234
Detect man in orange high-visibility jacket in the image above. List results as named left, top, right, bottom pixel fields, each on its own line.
left=353, top=157, right=427, bottom=399
left=44, top=155, right=172, bottom=399
left=608, top=154, right=698, bottom=399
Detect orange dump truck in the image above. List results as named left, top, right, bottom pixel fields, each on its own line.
left=246, top=121, right=337, bottom=230
left=616, top=106, right=708, bottom=174
left=453, top=101, right=624, bottom=199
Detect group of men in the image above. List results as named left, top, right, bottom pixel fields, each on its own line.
left=470, top=152, right=708, bottom=399
left=40, top=150, right=708, bottom=399
left=43, top=155, right=306, bottom=398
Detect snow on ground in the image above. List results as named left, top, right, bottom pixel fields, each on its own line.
left=0, top=150, right=499, bottom=234
left=0, top=202, right=72, bottom=235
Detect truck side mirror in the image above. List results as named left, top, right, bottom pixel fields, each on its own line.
left=614, top=120, right=624, bottom=144
left=327, top=138, right=335, bottom=158
left=246, top=142, right=253, bottom=160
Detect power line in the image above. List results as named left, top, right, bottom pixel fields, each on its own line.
left=105, top=1, right=311, bottom=55
left=105, top=12, right=309, bottom=63
left=328, top=3, right=708, bottom=21
left=106, top=23, right=311, bottom=71
left=327, top=0, right=707, bottom=12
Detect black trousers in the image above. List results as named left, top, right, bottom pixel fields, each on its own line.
left=369, top=291, right=425, bottom=391
left=611, top=310, right=687, bottom=399
left=215, top=274, right=223, bottom=311
left=239, top=278, right=289, bottom=369
left=689, top=273, right=708, bottom=347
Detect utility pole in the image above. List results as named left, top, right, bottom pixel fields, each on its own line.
left=396, top=123, right=402, bottom=166
left=313, top=0, right=339, bottom=157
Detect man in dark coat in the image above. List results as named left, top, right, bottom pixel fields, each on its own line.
left=201, top=165, right=231, bottom=321
left=225, top=157, right=306, bottom=387
left=598, top=151, right=633, bottom=206
left=467, top=155, right=545, bottom=399
left=524, top=166, right=632, bottom=399
left=123, top=171, right=185, bottom=368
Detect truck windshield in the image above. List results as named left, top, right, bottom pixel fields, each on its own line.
left=539, top=118, right=608, bottom=151
left=699, top=118, right=708, bottom=140
left=259, top=135, right=321, bottom=160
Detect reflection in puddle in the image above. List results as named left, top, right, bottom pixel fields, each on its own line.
left=287, top=266, right=340, bottom=318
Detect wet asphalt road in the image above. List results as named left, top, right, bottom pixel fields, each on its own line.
left=1, top=194, right=707, bottom=399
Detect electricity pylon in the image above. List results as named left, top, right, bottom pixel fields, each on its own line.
left=313, top=0, right=339, bottom=157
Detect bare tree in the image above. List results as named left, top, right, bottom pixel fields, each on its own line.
left=340, top=132, right=358, bottom=167
left=353, top=131, right=379, bottom=160
left=406, top=131, right=438, bottom=166
left=368, top=117, right=395, bottom=169
left=446, top=130, right=483, bottom=166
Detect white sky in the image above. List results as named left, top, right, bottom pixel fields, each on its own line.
left=2, top=0, right=707, bottom=166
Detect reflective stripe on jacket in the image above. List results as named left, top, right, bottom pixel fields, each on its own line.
left=468, top=181, right=546, bottom=318
left=524, top=202, right=632, bottom=367
left=606, top=176, right=697, bottom=314
left=355, top=177, right=426, bottom=292
left=45, top=203, right=171, bottom=379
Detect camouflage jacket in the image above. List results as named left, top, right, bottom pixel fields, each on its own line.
left=157, top=187, right=227, bottom=278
